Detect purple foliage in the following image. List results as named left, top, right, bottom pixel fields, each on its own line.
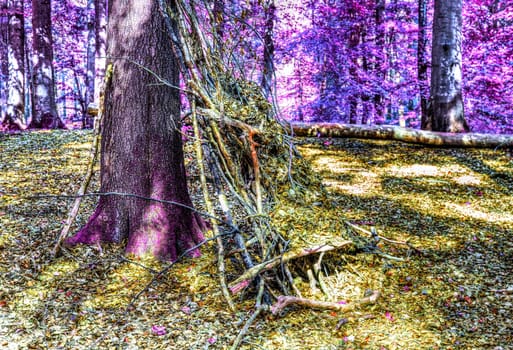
left=2, top=0, right=511, bottom=133
left=275, top=0, right=513, bottom=134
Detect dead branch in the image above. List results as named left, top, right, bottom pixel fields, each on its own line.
left=229, top=240, right=353, bottom=294
left=489, top=288, right=513, bottom=295
left=192, top=103, right=235, bottom=311
left=52, top=94, right=103, bottom=256
left=270, top=290, right=380, bottom=315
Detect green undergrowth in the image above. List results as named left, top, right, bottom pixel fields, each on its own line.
left=1, top=130, right=512, bottom=349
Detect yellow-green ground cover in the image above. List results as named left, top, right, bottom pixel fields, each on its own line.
left=0, top=130, right=512, bottom=349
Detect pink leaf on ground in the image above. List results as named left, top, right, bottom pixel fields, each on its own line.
left=385, top=311, right=394, bottom=322
left=151, top=325, right=167, bottom=336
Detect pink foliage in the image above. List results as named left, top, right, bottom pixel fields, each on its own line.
left=275, top=0, right=513, bottom=133
left=2, top=0, right=511, bottom=133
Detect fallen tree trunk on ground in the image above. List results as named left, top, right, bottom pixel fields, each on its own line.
left=291, top=123, right=513, bottom=148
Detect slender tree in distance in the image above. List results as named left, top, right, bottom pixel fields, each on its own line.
left=0, top=1, right=6, bottom=122
left=374, top=0, right=386, bottom=123
left=29, top=0, right=64, bottom=129
left=418, top=0, right=430, bottom=129
left=83, top=0, right=95, bottom=128
left=65, top=0, right=206, bottom=261
left=260, top=0, right=275, bottom=98
left=428, top=0, right=468, bottom=132
left=93, top=0, right=106, bottom=106
left=4, top=0, right=26, bottom=130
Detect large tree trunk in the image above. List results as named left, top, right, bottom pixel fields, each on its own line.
left=29, top=0, right=65, bottom=129
left=429, top=0, right=468, bottom=133
left=66, top=0, right=205, bottom=261
left=4, top=0, right=26, bottom=130
left=291, top=123, right=513, bottom=148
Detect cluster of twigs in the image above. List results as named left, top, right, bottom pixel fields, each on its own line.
left=161, top=0, right=298, bottom=309
left=159, top=0, right=383, bottom=307
left=157, top=1, right=384, bottom=347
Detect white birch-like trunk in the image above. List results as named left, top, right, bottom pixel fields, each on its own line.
left=429, top=0, right=468, bottom=132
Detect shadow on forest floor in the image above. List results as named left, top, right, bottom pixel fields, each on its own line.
left=0, top=131, right=512, bottom=349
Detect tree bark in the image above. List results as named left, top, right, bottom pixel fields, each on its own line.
left=4, top=0, right=26, bottom=130
left=212, top=0, right=224, bottom=50
left=373, top=0, right=386, bottom=124
left=65, top=0, right=205, bottom=261
left=0, top=0, right=7, bottom=123
left=83, top=0, right=95, bottom=128
left=29, top=0, right=64, bottom=129
left=93, top=0, right=107, bottom=106
left=418, top=0, right=429, bottom=129
left=429, top=0, right=468, bottom=132
left=291, top=123, right=513, bottom=148
left=260, top=0, right=275, bottom=99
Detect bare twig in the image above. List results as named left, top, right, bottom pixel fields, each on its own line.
left=270, top=290, right=381, bottom=316
left=229, top=240, right=353, bottom=294
left=52, top=64, right=109, bottom=256
left=230, top=306, right=265, bottom=350
left=192, top=102, right=235, bottom=311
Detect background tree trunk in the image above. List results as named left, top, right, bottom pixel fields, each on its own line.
left=29, top=0, right=64, bottom=129
left=4, top=0, right=26, bottom=130
left=66, top=0, right=205, bottom=261
left=418, top=0, right=430, bottom=129
left=83, top=0, right=95, bottom=128
left=260, top=0, right=275, bottom=98
left=373, top=0, right=386, bottom=124
left=212, top=0, right=224, bottom=50
left=429, top=0, right=468, bottom=132
left=0, top=0, right=7, bottom=123
left=93, top=0, right=107, bottom=106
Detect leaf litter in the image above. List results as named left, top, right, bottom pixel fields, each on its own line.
left=0, top=131, right=512, bottom=349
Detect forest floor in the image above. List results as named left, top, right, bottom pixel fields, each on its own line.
left=0, top=130, right=512, bottom=349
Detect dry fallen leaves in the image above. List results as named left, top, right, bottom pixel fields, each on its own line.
left=0, top=131, right=512, bottom=349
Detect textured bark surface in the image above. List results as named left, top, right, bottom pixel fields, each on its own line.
left=66, top=0, right=205, bottom=261
left=4, top=0, right=26, bottom=130
left=292, top=123, right=513, bottom=148
left=83, top=0, right=95, bottom=128
left=373, top=0, right=386, bottom=123
left=429, top=0, right=468, bottom=132
left=418, top=0, right=429, bottom=129
left=260, top=0, right=275, bottom=98
left=29, top=0, right=64, bottom=129
left=93, top=0, right=107, bottom=104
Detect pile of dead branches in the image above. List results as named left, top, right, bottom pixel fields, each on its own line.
left=158, top=1, right=384, bottom=345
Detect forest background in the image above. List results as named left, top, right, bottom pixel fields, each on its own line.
left=1, top=1, right=513, bottom=348
left=1, top=0, right=512, bottom=134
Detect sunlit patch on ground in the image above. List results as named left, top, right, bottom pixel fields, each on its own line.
left=1, top=131, right=512, bottom=349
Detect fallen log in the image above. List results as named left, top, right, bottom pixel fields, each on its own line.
left=290, top=123, right=513, bottom=148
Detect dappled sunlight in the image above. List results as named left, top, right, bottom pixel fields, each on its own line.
left=82, top=258, right=158, bottom=309
left=388, top=164, right=442, bottom=177
left=445, top=202, right=513, bottom=224
left=324, top=171, right=380, bottom=195
left=453, top=174, right=482, bottom=185
left=2, top=132, right=513, bottom=349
